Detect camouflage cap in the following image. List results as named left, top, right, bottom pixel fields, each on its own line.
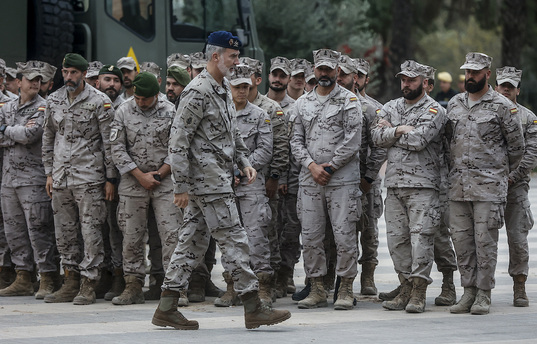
left=167, top=66, right=191, bottom=87
left=270, top=56, right=291, bottom=75
left=117, top=57, right=137, bottom=71
left=41, top=62, right=58, bottom=82
left=460, top=52, right=492, bottom=70
left=189, top=52, right=207, bottom=69
left=338, top=55, right=357, bottom=74
left=207, top=31, right=242, bottom=50
left=86, top=61, right=103, bottom=78
left=425, top=66, right=437, bottom=80
left=229, top=64, right=252, bottom=86
left=290, top=58, right=309, bottom=76
left=437, top=71, right=452, bottom=83
left=132, top=72, right=160, bottom=98
left=240, top=57, right=263, bottom=75
left=139, top=61, right=161, bottom=78
left=63, top=53, right=89, bottom=72
left=167, top=53, right=191, bottom=70
left=99, top=64, right=124, bottom=84
left=5, top=67, right=17, bottom=79
left=0, top=58, right=5, bottom=77
left=313, top=49, right=341, bottom=70
left=305, top=61, right=315, bottom=82
left=16, top=60, right=46, bottom=80
left=395, top=60, right=430, bottom=78
left=355, top=58, right=370, bottom=75
left=496, top=66, right=522, bottom=88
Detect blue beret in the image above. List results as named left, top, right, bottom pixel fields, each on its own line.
left=207, top=31, right=242, bottom=50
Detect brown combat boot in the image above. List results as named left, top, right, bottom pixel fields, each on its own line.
left=0, top=270, right=34, bottom=296
left=435, top=270, right=456, bottom=306
left=513, top=274, right=529, bottom=307
left=144, top=274, right=164, bottom=301
left=112, top=275, right=144, bottom=305
left=44, top=270, right=80, bottom=303
left=382, top=279, right=412, bottom=310
left=241, top=290, right=291, bottom=329
left=152, top=289, right=199, bottom=330
left=379, top=284, right=401, bottom=301
left=188, top=271, right=206, bottom=302
left=334, top=277, right=355, bottom=310
left=104, top=268, right=125, bottom=301
left=360, top=262, right=378, bottom=295
left=73, top=276, right=98, bottom=305
left=0, top=266, right=16, bottom=289
left=214, top=271, right=241, bottom=307
left=256, top=272, right=273, bottom=306
left=298, top=277, right=327, bottom=309
left=405, top=277, right=428, bottom=313
left=35, top=270, right=62, bottom=299
left=450, top=286, right=477, bottom=314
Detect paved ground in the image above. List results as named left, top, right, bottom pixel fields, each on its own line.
left=2, top=178, right=537, bottom=343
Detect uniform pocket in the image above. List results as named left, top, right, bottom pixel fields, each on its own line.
left=487, top=202, right=505, bottom=230
left=203, top=195, right=241, bottom=230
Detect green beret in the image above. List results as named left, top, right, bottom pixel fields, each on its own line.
left=99, top=64, right=124, bottom=84
left=133, top=72, right=160, bottom=97
left=62, top=53, right=89, bottom=72
left=167, top=66, right=191, bottom=87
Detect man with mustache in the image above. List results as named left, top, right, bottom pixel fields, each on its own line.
left=117, top=57, right=138, bottom=102
left=446, top=53, right=524, bottom=315
left=165, top=66, right=190, bottom=106
left=372, top=60, right=446, bottom=313
left=42, top=53, right=117, bottom=305
left=97, top=65, right=123, bottom=108
left=290, top=49, right=362, bottom=310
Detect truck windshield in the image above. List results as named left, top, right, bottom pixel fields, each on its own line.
left=170, top=0, right=241, bottom=41
left=105, top=0, right=155, bottom=40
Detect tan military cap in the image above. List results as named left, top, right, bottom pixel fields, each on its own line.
left=290, top=58, right=309, bottom=76
left=86, top=61, right=103, bottom=78
left=229, top=64, right=252, bottom=86
left=305, top=61, right=315, bottom=82
left=189, top=52, right=207, bottom=69
left=426, top=66, right=437, bottom=80
left=313, top=49, right=341, bottom=70
left=355, top=58, right=370, bottom=75
left=437, top=71, right=452, bottom=83
left=139, top=61, right=161, bottom=78
left=395, top=60, right=430, bottom=78
left=5, top=67, right=17, bottom=79
left=496, top=66, right=522, bottom=87
left=167, top=53, right=190, bottom=70
left=338, top=55, right=357, bottom=74
left=270, top=56, right=291, bottom=75
left=16, top=60, right=46, bottom=80
left=117, top=57, right=137, bottom=71
left=460, top=52, right=492, bottom=70
left=41, top=62, right=57, bottom=82
left=240, top=57, right=263, bottom=75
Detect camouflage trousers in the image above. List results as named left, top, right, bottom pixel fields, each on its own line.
left=433, top=191, right=457, bottom=273
left=505, top=182, right=533, bottom=277
left=52, top=184, right=106, bottom=280
left=101, top=198, right=123, bottom=270
left=357, top=182, right=382, bottom=265
left=163, top=193, right=258, bottom=295
left=297, top=184, right=361, bottom=279
left=279, top=192, right=301, bottom=270
left=449, top=201, right=505, bottom=290
left=267, top=195, right=281, bottom=271
left=0, top=202, right=10, bottom=267
left=234, top=192, right=272, bottom=274
left=117, top=191, right=180, bottom=282
left=1, top=186, right=57, bottom=272
left=147, top=207, right=163, bottom=276
left=385, top=188, right=440, bottom=284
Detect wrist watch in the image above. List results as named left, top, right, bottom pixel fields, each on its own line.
left=270, top=173, right=280, bottom=180
left=0, top=125, right=7, bottom=133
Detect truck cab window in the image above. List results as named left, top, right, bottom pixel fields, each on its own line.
left=106, top=0, right=155, bottom=40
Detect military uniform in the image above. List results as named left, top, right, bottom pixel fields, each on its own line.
left=110, top=95, right=180, bottom=282
left=0, top=100, right=10, bottom=272
left=42, top=82, right=116, bottom=280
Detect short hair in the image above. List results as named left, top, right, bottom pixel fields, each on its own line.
left=205, top=44, right=226, bottom=61
left=428, top=78, right=435, bottom=86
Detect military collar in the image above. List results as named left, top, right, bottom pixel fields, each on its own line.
left=309, top=83, right=342, bottom=102
left=16, top=94, right=42, bottom=111
left=202, top=69, right=228, bottom=96
left=462, top=84, right=494, bottom=107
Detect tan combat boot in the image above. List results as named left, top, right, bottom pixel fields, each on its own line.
left=241, top=290, right=291, bottom=329
left=405, top=277, right=428, bottom=313
left=360, top=262, right=378, bottom=295
left=470, top=289, right=491, bottom=315
left=214, top=271, right=241, bottom=307
left=0, top=266, right=16, bottom=289
left=144, top=274, right=164, bottom=301
left=450, top=286, right=477, bottom=314
left=0, top=270, right=34, bottom=296
left=44, top=270, right=80, bottom=303
left=435, top=270, right=456, bottom=306
left=152, top=289, right=199, bottom=330
left=382, top=279, right=412, bottom=310
left=378, top=284, right=401, bottom=301
left=188, top=271, right=206, bottom=302
left=256, top=272, right=273, bottom=306
left=298, top=277, right=327, bottom=309
left=334, top=277, right=355, bottom=310
left=35, top=270, right=61, bottom=299
left=104, top=268, right=125, bottom=301
left=513, top=275, right=529, bottom=307
left=73, top=276, right=98, bottom=305
left=112, top=275, right=145, bottom=305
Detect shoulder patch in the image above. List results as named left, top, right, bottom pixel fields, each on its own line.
left=429, top=108, right=438, bottom=115
left=276, top=110, right=284, bottom=116
left=265, top=119, right=271, bottom=124
left=0, top=102, right=5, bottom=108
left=510, top=107, right=518, bottom=115
left=533, top=120, right=537, bottom=125
left=104, top=103, right=112, bottom=109
left=375, top=109, right=381, bottom=114
left=350, top=97, right=358, bottom=102
left=110, top=128, right=119, bottom=142
left=38, top=106, right=46, bottom=111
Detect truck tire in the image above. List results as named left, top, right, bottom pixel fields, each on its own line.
left=27, top=0, right=74, bottom=67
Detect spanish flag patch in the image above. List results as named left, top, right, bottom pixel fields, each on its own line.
left=429, top=108, right=438, bottom=114
left=38, top=106, right=45, bottom=111
left=0, top=102, right=5, bottom=108
left=350, top=97, right=357, bottom=102
left=276, top=111, right=284, bottom=116
left=104, top=103, right=112, bottom=109
left=375, top=109, right=381, bottom=114
left=533, top=120, right=537, bottom=124
left=510, top=108, right=518, bottom=114
left=265, top=119, right=271, bottom=124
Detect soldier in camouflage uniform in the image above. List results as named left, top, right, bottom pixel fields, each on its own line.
left=42, top=53, right=117, bottom=305
left=372, top=60, right=446, bottom=313
left=189, top=52, right=206, bottom=78
left=291, top=49, right=362, bottom=310
left=494, top=66, right=537, bottom=307
left=117, top=57, right=138, bottom=102
left=38, top=62, right=57, bottom=99
left=0, top=61, right=59, bottom=299
left=287, top=58, right=308, bottom=100
left=152, top=31, right=290, bottom=330
left=110, top=72, right=179, bottom=306
left=447, top=53, right=524, bottom=315
left=85, top=61, right=103, bottom=88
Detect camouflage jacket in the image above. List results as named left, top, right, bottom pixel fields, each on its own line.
left=291, top=85, right=362, bottom=187
left=169, top=69, right=251, bottom=195
left=372, top=94, right=446, bottom=190
left=0, top=94, right=47, bottom=187
left=42, top=83, right=116, bottom=188
left=509, top=104, right=537, bottom=186
left=445, top=86, right=524, bottom=202
left=358, top=92, right=386, bottom=182
left=235, top=101, right=273, bottom=196
left=282, top=103, right=301, bottom=194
